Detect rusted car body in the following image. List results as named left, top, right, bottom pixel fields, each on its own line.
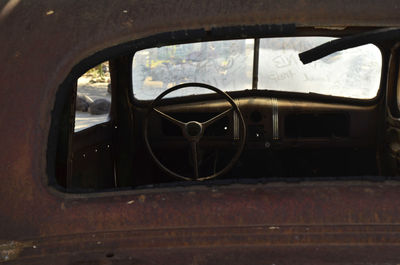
left=2, top=0, right=400, bottom=264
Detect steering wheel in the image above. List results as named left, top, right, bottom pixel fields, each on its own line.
left=144, top=82, right=246, bottom=181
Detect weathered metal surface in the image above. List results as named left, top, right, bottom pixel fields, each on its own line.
left=3, top=182, right=400, bottom=263
left=2, top=0, right=400, bottom=263
left=5, top=225, right=400, bottom=264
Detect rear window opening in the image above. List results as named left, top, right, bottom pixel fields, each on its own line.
left=49, top=28, right=390, bottom=194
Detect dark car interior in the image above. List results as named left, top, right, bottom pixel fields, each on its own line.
left=50, top=26, right=400, bottom=192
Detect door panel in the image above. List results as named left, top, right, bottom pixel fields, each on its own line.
left=71, top=123, right=115, bottom=189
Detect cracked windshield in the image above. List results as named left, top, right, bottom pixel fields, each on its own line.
left=132, top=37, right=382, bottom=100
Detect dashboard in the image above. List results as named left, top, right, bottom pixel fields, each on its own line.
left=145, top=97, right=378, bottom=150
left=130, top=95, right=381, bottom=181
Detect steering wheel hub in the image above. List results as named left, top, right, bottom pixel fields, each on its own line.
left=185, top=121, right=203, bottom=138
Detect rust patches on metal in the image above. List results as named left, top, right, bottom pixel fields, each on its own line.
left=138, top=194, right=146, bottom=203
left=0, top=240, right=32, bottom=262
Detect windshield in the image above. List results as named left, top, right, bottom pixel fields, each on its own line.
left=132, top=37, right=382, bottom=100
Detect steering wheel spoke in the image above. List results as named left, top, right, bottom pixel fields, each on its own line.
left=190, top=141, right=199, bottom=179
left=153, top=108, right=185, bottom=128
left=202, top=107, right=233, bottom=129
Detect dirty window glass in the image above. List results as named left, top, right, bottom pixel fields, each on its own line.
left=132, top=37, right=382, bottom=100
left=132, top=39, right=254, bottom=100
left=75, top=62, right=111, bottom=132
left=258, top=37, right=382, bottom=99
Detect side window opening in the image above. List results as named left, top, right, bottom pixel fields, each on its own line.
left=75, top=62, right=111, bottom=132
